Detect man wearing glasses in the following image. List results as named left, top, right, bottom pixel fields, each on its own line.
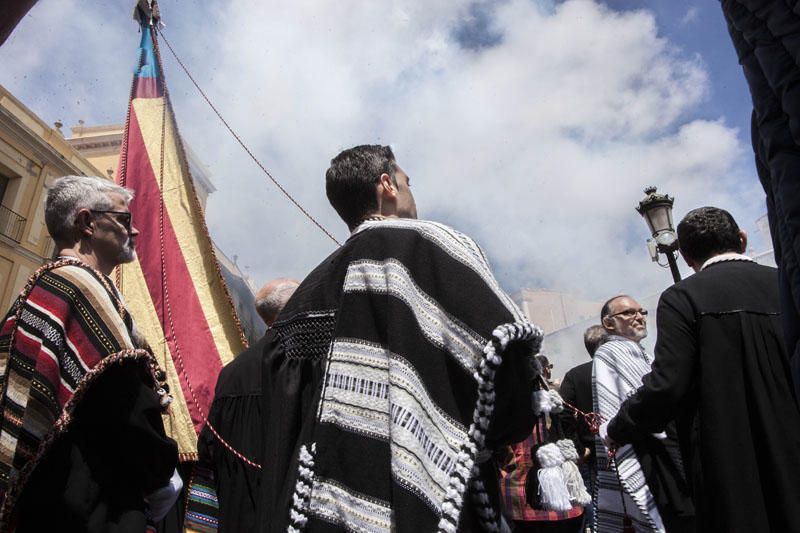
left=592, top=296, right=694, bottom=532
left=605, top=207, right=800, bottom=533
left=0, top=175, right=181, bottom=531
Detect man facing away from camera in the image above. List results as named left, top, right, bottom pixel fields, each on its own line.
left=192, top=278, right=299, bottom=532
left=258, top=145, right=543, bottom=532
left=0, top=175, right=180, bottom=532
left=606, top=206, right=800, bottom=533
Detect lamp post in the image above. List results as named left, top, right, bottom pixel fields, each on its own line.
left=636, top=186, right=681, bottom=283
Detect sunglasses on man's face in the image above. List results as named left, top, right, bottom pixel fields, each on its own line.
left=90, top=210, right=133, bottom=233
left=609, top=308, right=648, bottom=320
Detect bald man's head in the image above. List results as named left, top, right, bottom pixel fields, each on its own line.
left=255, top=278, right=300, bottom=326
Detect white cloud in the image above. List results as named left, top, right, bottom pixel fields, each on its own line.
left=680, top=7, right=700, bottom=27
left=0, top=0, right=763, bottom=304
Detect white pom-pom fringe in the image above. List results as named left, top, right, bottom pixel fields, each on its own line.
left=548, top=389, right=564, bottom=413
left=536, top=443, right=565, bottom=468
left=287, top=442, right=316, bottom=532
left=437, top=320, right=542, bottom=533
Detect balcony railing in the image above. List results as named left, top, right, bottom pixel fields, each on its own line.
left=0, top=205, right=26, bottom=243
left=42, top=236, right=56, bottom=259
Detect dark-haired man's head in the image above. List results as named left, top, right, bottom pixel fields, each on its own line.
left=600, top=295, right=648, bottom=342
left=677, top=207, right=747, bottom=272
left=325, top=144, right=417, bottom=231
left=536, top=354, right=553, bottom=381
left=583, top=325, right=608, bottom=358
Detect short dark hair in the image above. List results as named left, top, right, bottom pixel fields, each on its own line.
left=600, top=294, right=630, bottom=322
left=583, top=325, right=608, bottom=357
left=677, top=207, right=742, bottom=265
left=325, top=145, right=398, bottom=230
left=536, top=354, right=551, bottom=369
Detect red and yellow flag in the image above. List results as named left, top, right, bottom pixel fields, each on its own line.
left=116, top=11, right=247, bottom=460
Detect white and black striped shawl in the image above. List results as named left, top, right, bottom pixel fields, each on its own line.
left=261, top=219, right=542, bottom=533
left=593, top=336, right=667, bottom=533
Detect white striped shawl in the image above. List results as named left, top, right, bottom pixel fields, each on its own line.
left=281, top=219, right=542, bottom=533
left=592, top=336, right=664, bottom=533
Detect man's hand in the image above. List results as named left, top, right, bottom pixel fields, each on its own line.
left=145, top=468, right=183, bottom=522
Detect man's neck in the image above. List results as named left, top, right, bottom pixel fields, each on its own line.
left=609, top=333, right=643, bottom=344
left=700, top=251, right=752, bottom=271
left=57, top=246, right=112, bottom=276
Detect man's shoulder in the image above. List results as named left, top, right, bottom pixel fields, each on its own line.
left=216, top=335, right=268, bottom=395
left=564, top=360, right=592, bottom=379
left=679, top=259, right=774, bottom=287
left=354, top=218, right=477, bottom=248
left=664, top=259, right=778, bottom=313
left=23, top=264, right=109, bottom=316
left=39, top=264, right=107, bottom=296
left=595, top=337, right=637, bottom=358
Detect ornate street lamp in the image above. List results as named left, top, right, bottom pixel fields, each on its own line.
left=636, top=186, right=681, bottom=283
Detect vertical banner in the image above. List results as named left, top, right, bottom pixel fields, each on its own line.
left=117, top=12, right=247, bottom=460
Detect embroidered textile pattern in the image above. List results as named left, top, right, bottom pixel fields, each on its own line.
left=281, top=220, right=543, bottom=533
left=184, top=464, right=220, bottom=533
left=318, top=339, right=468, bottom=511
left=343, top=259, right=486, bottom=373
left=0, top=258, right=170, bottom=532
left=593, top=337, right=665, bottom=533
left=354, top=219, right=524, bottom=323
left=274, top=311, right=336, bottom=361
left=308, top=478, right=393, bottom=532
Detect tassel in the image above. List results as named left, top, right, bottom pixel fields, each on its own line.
left=548, top=389, right=564, bottom=413
left=556, top=439, right=592, bottom=506
left=532, top=389, right=565, bottom=415
left=532, top=390, right=550, bottom=415
left=535, top=444, right=572, bottom=512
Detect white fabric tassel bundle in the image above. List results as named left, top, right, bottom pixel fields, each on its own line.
left=535, top=443, right=573, bottom=512
left=556, top=439, right=592, bottom=506
left=532, top=389, right=565, bottom=416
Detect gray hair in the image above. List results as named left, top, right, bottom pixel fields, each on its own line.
left=583, top=325, right=609, bottom=358
left=255, top=279, right=299, bottom=326
left=45, top=175, right=134, bottom=242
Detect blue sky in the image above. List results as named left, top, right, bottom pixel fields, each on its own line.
left=0, top=0, right=764, bottom=302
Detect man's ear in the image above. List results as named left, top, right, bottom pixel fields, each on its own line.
left=378, top=173, right=396, bottom=198
left=679, top=250, right=697, bottom=270
left=602, top=317, right=615, bottom=332
left=738, top=230, right=748, bottom=253
left=75, top=209, right=95, bottom=237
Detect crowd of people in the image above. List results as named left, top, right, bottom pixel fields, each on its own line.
left=0, top=142, right=797, bottom=533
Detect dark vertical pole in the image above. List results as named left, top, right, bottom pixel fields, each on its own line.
left=666, top=251, right=682, bottom=283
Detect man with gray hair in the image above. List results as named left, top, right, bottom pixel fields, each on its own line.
left=193, top=278, right=299, bottom=532
left=0, top=175, right=180, bottom=531
left=255, top=278, right=300, bottom=326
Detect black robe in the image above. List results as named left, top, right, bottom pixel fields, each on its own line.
left=609, top=260, right=800, bottom=533
left=557, top=361, right=594, bottom=467
left=258, top=219, right=541, bottom=533
left=720, top=0, right=800, bottom=402
left=14, top=361, right=177, bottom=533
left=196, top=336, right=267, bottom=532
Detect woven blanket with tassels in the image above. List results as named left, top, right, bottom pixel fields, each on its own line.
left=259, top=219, right=544, bottom=533
left=0, top=259, right=176, bottom=531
